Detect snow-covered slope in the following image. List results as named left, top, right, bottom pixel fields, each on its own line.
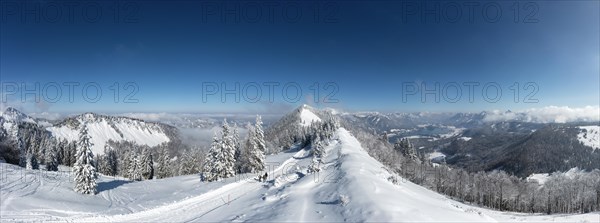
left=578, top=126, right=600, bottom=150
left=0, top=107, right=36, bottom=124
left=2, top=127, right=598, bottom=222
left=0, top=107, right=38, bottom=141
left=299, top=104, right=321, bottom=126
left=47, top=113, right=174, bottom=155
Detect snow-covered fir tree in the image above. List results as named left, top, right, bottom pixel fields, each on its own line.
left=128, top=151, right=143, bottom=181
left=232, top=123, right=240, bottom=153
left=121, top=150, right=131, bottom=178
left=156, top=146, right=171, bottom=179
left=237, top=127, right=252, bottom=173
left=25, top=150, right=39, bottom=170
left=141, top=147, right=154, bottom=180
left=45, top=145, right=58, bottom=171
left=253, top=115, right=266, bottom=157
left=232, top=123, right=243, bottom=173
left=73, top=124, right=97, bottom=194
left=202, top=133, right=221, bottom=181
left=220, top=119, right=236, bottom=178
left=307, top=155, right=321, bottom=173
left=104, top=145, right=118, bottom=176
left=311, top=135, right=324, bottom=158
left=308, top=138, right=324, bottom=173
left=18, top=138, right=26, bottom=167
left=245, top=116, right=266, bottom=173
left=234, top=145, right=245, bottom=174
left=202, top=119, right=237, bottom=181
left=179, top=147, right=202, bottom=175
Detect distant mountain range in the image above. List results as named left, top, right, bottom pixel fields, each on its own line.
left=0, top=107, right=178, bottom=155
left=336, top=109, right=599, bottom=177
left=1, top=106, right=598, bottom=177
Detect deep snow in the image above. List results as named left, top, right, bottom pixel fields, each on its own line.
left=47, top=115, right=170, bottom=155
left=2, top=127, right=599, bottom=222
left=578, top=126, right=600, bottom=150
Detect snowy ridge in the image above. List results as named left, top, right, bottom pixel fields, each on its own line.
left=1, top=107, right=36, bottom=124
left=577, top=126, right=600, bottom=150
left=47, top=113, right=172, bottom=155
left=2, top=127, right=598, bottom=222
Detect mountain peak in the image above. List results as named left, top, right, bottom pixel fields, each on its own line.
left=4, top=107, right=24, bottom=116
left=1, top=107, right=35, bottom=123
left=298, top=106, right=321, bottom=127
left=298, top=104, right=314, bottom=111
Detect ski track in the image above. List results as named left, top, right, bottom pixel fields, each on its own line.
left=72, top=149, right=309, bottom=222
left=2, top=127, right=600, bottom=222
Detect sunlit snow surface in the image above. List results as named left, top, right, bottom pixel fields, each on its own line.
left=1, top=128, right=599, bottom=222
left=299, top=107, right=321, bottom=127
left=47, top=118, right=170, bottom=155
left=578, top=126, right=600, bottom=150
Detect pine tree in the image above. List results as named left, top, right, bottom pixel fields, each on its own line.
left=202, top=119, right=243, bottom=181
left=56, top=140, right=65, bottom=165
left=141, top=148, right=154, bottom=180
left=247, top=115, right=266, bottom=173
left=232, top=123, right=240, bottom=153
left=220, top=119, right=236, bottom=178
left=128, top=151, right=143, bottom=181
left=73, top=124, right=97, bottom=194
left=238, top=123, right=255, bottom=173
left=232, top=123, right=243, bottom=173
left=45, top=145, right=59, bottom=171
left=202, top=133, right=221, bottom=182
left=121, top=151, right=131, bottom=178
left=68, top=141, right=77, bottom=166
left=25, top=151, right=38, bottom=170
left=254, top=115, right=266, bottom=156
left=18, top=138, right=26, bottom=167
left=308, top=156, right=321, bottom=173
left=313, top=138, right=324, bottom=158
left=308, top=138, right=323, bottom=173
left=60, top=139, right=70, bottom=166
left=156, top=146, right=171, bottom=179
left=104, top=145, right=118, bottom=176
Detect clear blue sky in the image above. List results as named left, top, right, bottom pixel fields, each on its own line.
left=1, top=1, right=598, bottom=114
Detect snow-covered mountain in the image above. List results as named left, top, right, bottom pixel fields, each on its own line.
left=0, top=107, right=37, bottom=124
left=264, top=104, right=331, bottom=152
left=0, top=108, right=179, bottom=156
left=1, top=108, right=598, bottom=222
left=47, top=113, right=177, bottom=155
left=299, top=104, right=322, bottom=126
left=0, top=107, right=39, bottom=141
left=1, top=106, right=599, bottom=221
left=0, top=108, right=24, bottom=141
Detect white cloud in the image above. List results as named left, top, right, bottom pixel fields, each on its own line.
left=28, top=112, right=64, bottom=121
left=120, top=112, right=179, bottom=122
left=484, top=106, right=600, bottom=123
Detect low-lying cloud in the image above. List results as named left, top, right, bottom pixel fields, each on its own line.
left=484, top=106, right=600, bottom=123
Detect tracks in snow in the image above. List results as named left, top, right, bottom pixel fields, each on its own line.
left=72, top=148, right=310, bottom=222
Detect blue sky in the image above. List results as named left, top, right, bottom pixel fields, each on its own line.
left=0, top=1, right=598, bottom=114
